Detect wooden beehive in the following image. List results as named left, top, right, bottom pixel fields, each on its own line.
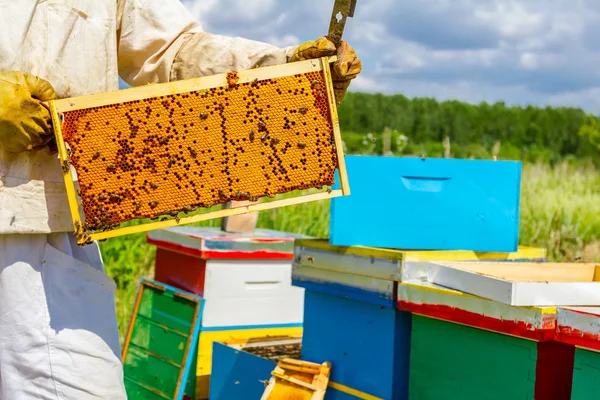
left=49, top=57, right=349, bottom=244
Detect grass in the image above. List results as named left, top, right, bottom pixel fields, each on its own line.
left=100, top=161, right=600, bottom=344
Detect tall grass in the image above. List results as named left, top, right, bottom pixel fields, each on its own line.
left=100, top=162, right=600, bottom=343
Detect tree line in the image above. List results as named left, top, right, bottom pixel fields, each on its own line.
left=337, top=92, right=600, bottom=163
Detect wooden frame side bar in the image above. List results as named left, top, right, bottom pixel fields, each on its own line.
left=50, top=101, right=84, bottom=236
left=86, top=189, right=344, bottom=243
left=321, top=56, right=350, bottom=196
left=52, top=56, right=337, bottom=113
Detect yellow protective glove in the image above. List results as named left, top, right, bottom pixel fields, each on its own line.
left=0, top=71, right=56, bottom=154
left=290, top=37, right=362, bottom=106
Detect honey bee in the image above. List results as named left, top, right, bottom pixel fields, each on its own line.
left=92, top=151, right=100, bottom=159
left=297, top=142, right=306, bottom=149
left=149, top=201, right=158, bottom=208
left=200, top=112, right=208, bottom=120
left=149, top=182, right=158, bottom=189
left=299, top=107, right=308, bottom=115
left=98, top=194, right=108, bottom=201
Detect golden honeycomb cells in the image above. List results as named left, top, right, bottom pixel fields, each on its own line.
left=59, top=70, right=338, bottom=232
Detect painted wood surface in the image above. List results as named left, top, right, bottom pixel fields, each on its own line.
left=295, top=239, right=547, bottom=263
left=201, top=294, right=304, bottom=328
left=122, top=279, right=203, bottom=400
left=291, top=239, right=546, bottom=308
left=209, top=342, right=276, bottom=400
left=203, top=260, right=298, bottom=299
left=209, top=342, right=377, bottom=400
left=398, top=280, right=556, bottom=340
left=556, top=307, right=600, bottom=351
left=409, top=315, right=573, bottom=400
left=571, top=348, right=600, bottom=400
left=301, top=290, right=411, bottom=400
left=195, top=326, right=302, bottom=399
left=427, top=261, right=600, bottom=306
left=329, top=155, right=522, bottom=252
left=148, top=226, right=308, bottom=260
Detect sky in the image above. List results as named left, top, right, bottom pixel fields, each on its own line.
left=124, top=0, right=600, bottom=112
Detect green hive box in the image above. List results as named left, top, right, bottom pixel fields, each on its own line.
left=399, top=281, right=574, bottom=400
left=122, top=279, right=204, bottom=400
left=556, top=307, right=600, bottom=400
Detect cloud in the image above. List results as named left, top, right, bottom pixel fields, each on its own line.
left=173, top=0, right=600, bottom=112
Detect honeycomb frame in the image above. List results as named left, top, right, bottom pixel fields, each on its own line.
left=48, top=56, right=349, bottom=245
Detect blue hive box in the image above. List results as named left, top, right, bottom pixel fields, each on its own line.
left=330, top=155, right=522, bottom=252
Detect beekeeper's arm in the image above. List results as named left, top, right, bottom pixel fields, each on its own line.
left=116, top=0, right=361, bottom=104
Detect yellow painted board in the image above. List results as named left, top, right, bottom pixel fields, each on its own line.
left=295, top=239, right=547, bottom=262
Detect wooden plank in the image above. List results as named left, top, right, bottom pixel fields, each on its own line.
left=86, top=190, right=343, bottom=243
left=51, top=57, right=336, bottom=112
left=209, top=341, right=384, bottom=400
left=220, top=200, right=261, bottom=233
left=427, top=262, right=600, bottom=306
left=121, top=279, right=203, bottom=400
left=301, top=290, right=411, bottom=400
left=571, top=348, right=600, bottom=399
left=440, top=262, right=598, bottom=282
left=409, top=315, right=573, bottom=400
left=398, top=280, right=557, bottom=340
left=409, top=316, right=537, bottom=400
left=294, top=239, right=547, bottom=264
left=329, top=155, right=522, bottom=252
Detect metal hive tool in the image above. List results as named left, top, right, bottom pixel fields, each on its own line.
left=49, top=57, right=349, bottom=245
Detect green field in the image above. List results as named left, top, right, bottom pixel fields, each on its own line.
left=102, top=161, right=600, bottom=343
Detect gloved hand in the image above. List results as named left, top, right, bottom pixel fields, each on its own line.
left=290, top=37, right=362, bottom=106
left=0, top=71, right=56, bottom=154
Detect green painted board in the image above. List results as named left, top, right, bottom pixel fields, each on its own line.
left=137, top=285, right=197, bottom=334
left=124, top=377, right=171, bottom=400
left=130, top=317, right=189, bottom=363
left=409, top=315, right=537, bottom=400
left=571, top=348, right=600, bottom=399
left=123, top=279, right=203, bottom=400
left=124, top=346, right=181, bottom=395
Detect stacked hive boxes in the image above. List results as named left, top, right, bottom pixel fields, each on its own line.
left=292, top=155, right=582, bottom=400
left=132, top=227, right=307, bottom=399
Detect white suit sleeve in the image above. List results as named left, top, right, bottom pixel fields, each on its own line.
left=116, top=0, right=296, bottom=86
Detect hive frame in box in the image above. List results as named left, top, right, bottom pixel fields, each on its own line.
left=48, top=56, right=349, bottom=245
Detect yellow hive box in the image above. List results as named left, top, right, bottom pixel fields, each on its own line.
left=195, top=327, right=303, bottom=399
left=48, top=57, right=349, bottom=245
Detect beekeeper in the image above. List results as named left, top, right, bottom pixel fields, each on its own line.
left=0, top=1, right=361, bottom=398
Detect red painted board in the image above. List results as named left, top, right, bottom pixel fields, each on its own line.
left=147, top=237, right=294, bottom=260
left=398, top=300, right=556, bottom=341
left=154, top=248, right=207, bottom=296
left=535, top=341, right=574, bottom=400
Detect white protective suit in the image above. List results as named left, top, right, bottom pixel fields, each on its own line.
left=0, top=1, right=295, bottom=398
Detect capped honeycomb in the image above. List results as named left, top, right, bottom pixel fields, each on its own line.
left=58, top=70, right=339, bottom=233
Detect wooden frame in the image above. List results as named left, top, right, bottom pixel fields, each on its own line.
left=121, top=278, right=204, bottom=400
left=427, top=261, right=600, bottom=306
left=48, top=56, right=350, bottom=245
